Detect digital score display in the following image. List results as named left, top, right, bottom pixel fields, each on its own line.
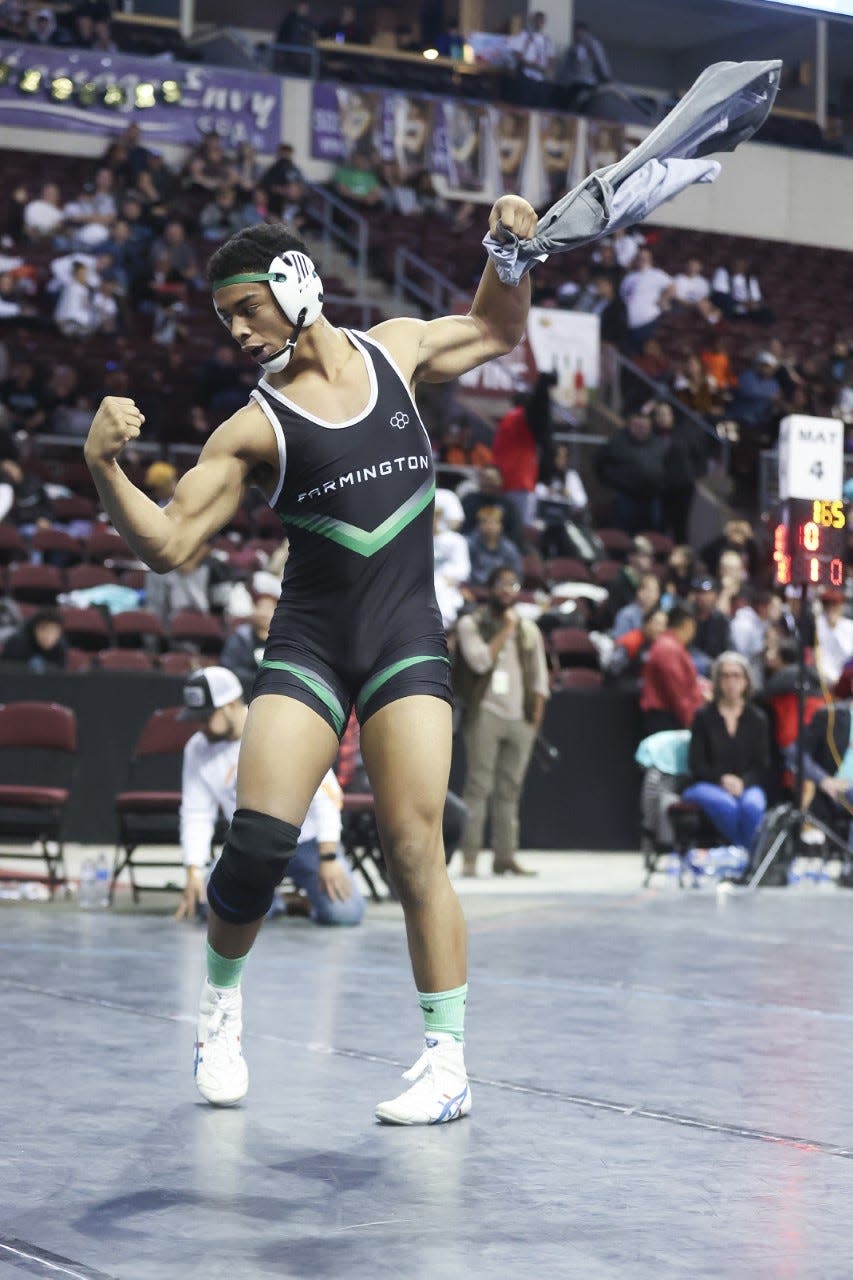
left=773, top=498, right=847, bottom=587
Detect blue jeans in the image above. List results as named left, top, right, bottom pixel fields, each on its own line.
left=287, top=838, right=366, bottom=926
left=681, top=782, right=767, bottom=850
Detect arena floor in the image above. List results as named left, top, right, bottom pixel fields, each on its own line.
left=3, top=852, right=853, bottom=1280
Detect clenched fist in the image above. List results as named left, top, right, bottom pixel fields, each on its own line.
left=489, top=195, right=538, bottom=243
left=84, top=396, right=145, bottom=466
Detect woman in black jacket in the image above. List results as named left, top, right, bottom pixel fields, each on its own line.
left=682, top=650, right=770, bottom=850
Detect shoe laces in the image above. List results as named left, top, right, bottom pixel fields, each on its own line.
left=401, top=1037, right=461, bottom=1084
left=205, top=994, right=241, bottom=1057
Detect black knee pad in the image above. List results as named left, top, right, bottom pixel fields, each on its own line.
left=207, top=808, right=301, bottom=925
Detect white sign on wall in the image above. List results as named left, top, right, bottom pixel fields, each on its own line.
left=525, top=308, right=600, bottom=410
left=778, top=414, right=844, bottom=501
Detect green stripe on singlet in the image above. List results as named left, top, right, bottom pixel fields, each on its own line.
left=356, top=654, right=450, bottom=718
left=259, top=660, right=346, bottom=736
left=282, top=478, right=435, bottom=557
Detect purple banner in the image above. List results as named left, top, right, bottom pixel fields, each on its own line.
left=0, top=41, right=283, bottom=151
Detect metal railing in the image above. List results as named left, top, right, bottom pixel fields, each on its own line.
left=303, top=183, right=369, bottom=287
left=393, top=246, right=462, bottom=314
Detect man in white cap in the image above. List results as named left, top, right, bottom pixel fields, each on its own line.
left=174, top=666, right=364, bottom=927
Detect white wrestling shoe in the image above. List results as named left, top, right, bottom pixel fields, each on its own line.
left=375, top=1032, right=471, bottom=1125
left=194, top=980, right=249, bottom=1107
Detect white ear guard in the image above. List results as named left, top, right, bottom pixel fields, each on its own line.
left=213, top=252, right=324, bottom=373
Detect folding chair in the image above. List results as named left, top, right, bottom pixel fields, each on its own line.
left=340, top=791, right=387, bottom=902
left=113, top=707, right=198, bottom=903
left=0, top=701, right=78, bottom=895
left=635, top=729, right=717, bottom=886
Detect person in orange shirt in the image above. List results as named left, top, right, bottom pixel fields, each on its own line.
left=700, top=333, right=737, bottom=392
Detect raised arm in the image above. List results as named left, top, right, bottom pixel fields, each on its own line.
left=84, top=397, right=270, bottom=572
left=369, top=195, right=537, bottom=386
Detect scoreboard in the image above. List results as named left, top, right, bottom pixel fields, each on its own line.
left=773, top=498, right=847, bottom=587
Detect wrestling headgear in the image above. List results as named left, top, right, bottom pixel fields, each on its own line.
left=213, top=251, right=324, bottom=373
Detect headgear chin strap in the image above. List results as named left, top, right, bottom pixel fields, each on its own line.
left=212, top=251, right=324, bottom=373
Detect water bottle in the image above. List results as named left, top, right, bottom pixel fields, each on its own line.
left=94, top=853, right=111, bottom=909
left=79, top=858, right=96, bottom=909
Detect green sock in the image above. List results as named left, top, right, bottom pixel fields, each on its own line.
left=418, top=983, right=467, bottom=1043
left=206, top=941, right=248, bottom=990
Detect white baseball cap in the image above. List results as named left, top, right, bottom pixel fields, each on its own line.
left=179, top=666, right=244, bottom=720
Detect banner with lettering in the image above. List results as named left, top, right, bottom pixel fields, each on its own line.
left=0, top=41, right=282, bottom=151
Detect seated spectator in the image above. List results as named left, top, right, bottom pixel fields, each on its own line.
left=802, top=665, right=853, bottom=877
left=674, top=353, right=723, bottom=418
left=612, top=571, right=661, bottom=639
left=701, top=518, right=759, bottom=584
left=149, top=220, right=200, bottom=289
left=220, top=573, right=280, bottom=682
left=554, top=20, right=611, bottom=110
left=433, top=494, right=470, bottom=631
left=466, top=505, right=522, bottom=587
left=662, top=545, right=698, bottom=604
left=633, top=336, right=671, bottom=383
left=440, top=421, right=493, bottom=470
left=321, top=4, right=368, bottom=42
left=536, top=441, right=588, bottom=518
left=27, top=7, right=59, bottom=44
left=184, top=133, right=237, bottom=194
left=682, top=650, right=770, bottom=854
left=0, top=0, right=29, bottom=39
left=691, top=577, right=732, bottom=673
left=606, top=534, right=655, bottom=622
left=144, top=460, right=177, bottom=506
left=815, top=588, right=853, bottom=688
left=145, top=542, right=212, bottom=623
left=672, top=257, right=720, bottom=323
left=619, top=248, right=674, bottom=354
left=711, top=258, right=772, bottom=323
left=113, top=122, right=154, bottom=184
left=195, top=343, right=253, bottom=416
left=54, top=260, right=98, bottom=336
left=606, top=604, right=667, bottom=684
left=2, top=607, right=67, bottom=671
left=260, top=143, right=305, bottom=220
left=134, top=152, right=182, bottom=222
left=728, top=350, right=782, bottom=437
left=700, top=332, right=738, bottom=393
left=63, top=168, right=117, bottom=250
left=232, top=143, right=260, bottom=198
left=199, top=187, right=245, bottom=241
left=639, top=603, right=706, bottom=735
left=1, top=358, right=46, bottom=433
left=460, top=463, right=523, bottom=547
left=23, top=182, right=65, bottom=240
left=332, top=152, right=384, bottom=208
left=731, top=586, right=778, bottom=689
left=595, top=411, right=667, bottom=535
left=575, top=274, right=627, bottom=347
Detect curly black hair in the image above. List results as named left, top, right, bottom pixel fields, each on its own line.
left=206, top=222, right=311, bottom=286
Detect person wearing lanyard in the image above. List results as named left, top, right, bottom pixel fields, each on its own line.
left=454, top=566, right=550, bottom=877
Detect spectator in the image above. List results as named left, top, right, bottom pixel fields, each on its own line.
left=454, top=565, right=549, bottom=876
left=651, top=400, right=704, bottom=545
left=332, top=152, right=384, bottom=208
left=2, top=607, right=67, bottom=671
left=802, top=664, right=853, bottom=878
left=440, top=421, right=494, bottom=470
left=815, top=588, right=853, bottom=688
left=184, top=134, right=237, bottom=194
left=220, top=573, right=280, bottom=683
left=730, top=586, right=777, bottom=688
left=260, top=143, right=305, bottom=220
left=63, top=168, right=117, bottom=250
left=619, top=248, right=674, bottom=353
left=711, top=258, right=772, bottom=322
left=606, top=603, right=668, bottom=684
left=662, top=545, right=698, bottom=604
left=434, top=16, right=465, bottom=59
left=460, top=463, right=524, bottom=548
left=595, top=411, right=667, bottom=534
left=200, top=187, right=245, bottom=241
left=492, top=388, right=539, bottom=528
left=701, top=518, right=760, bottom=581
left=612, top=571, right=661, bottom=639
left=276, top=2, right=316, bottom=47
left=23, top=182, right=65, bottom=240
left=682, top=650, right=770, bottom=854
left=174, top=667, right=364, bottom=926
left=145, top=542, right=212, bottom=623
left=144, top=460, right=177, bottom=506
left=576, top=273, right=627, bottom=347
left=674, top=352, right=723, bottom=418
left=606, top=534, right=655, bottom=621
left=0, top=0, right=28, bottom=39
left=554, top=20, right=611, bottom=110
left=196, top=343, right=252, bottom=416
left=729, top=350, right=782, bottom=435
left=692, top=577, right=732, bottom=673
left=639, top=603, right=706, bottom=735
left=149, top=221, right=200, bottom=289
left=466, top=505, right=522, bottom=587
left=28, top=7, right=59, bottom=44
left=134, top=152, right=182, bottom=221
left=232, top=144, right=260, bottom=198
left=700, top=332, right=738, bottom=393
left=716, top=548, right=750, bottom=620
left=1, top=358, right=46, bottom=433
left=509, top=10, right=554, bottom=107
left=672, top=257, right=720, bottom=324
left=54, top=260, right=97, bottom=336
left=321, top=4, right=368, bottom=43
left=433, top=493, right=470, bottom=631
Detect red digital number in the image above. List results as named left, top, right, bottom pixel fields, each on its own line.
left=809, top=557, right=821, bottom=583
left=830, top=558, right=844, bottom=587
left=802, top=522, right=820, bottom=552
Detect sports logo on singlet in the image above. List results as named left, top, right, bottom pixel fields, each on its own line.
left=390, top=412, right=409, bottom=430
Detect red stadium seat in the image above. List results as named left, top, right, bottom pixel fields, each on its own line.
left=168, top=610, right=224, bottom=656
left=59, top=606, right=111, bottom=652
left=66, top=565, right=120, bottom=591
left=544, top=557, right=592, bottom=584
left=0, top=524, right=28, bottom=565
left=8, top=563, right=64, bottom=604
left=32, top=528, right=84, bottom=567
left=112, top=609, right=165, bottom=651
left=547, top=626, right=599, bottom=670
left=99, top=649, right=156, bottom=672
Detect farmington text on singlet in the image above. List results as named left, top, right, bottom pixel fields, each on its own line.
left=296, top=453, right=430, bottom=504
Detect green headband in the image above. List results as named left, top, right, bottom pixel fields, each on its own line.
left=211, top=271, right=287, bottom=291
